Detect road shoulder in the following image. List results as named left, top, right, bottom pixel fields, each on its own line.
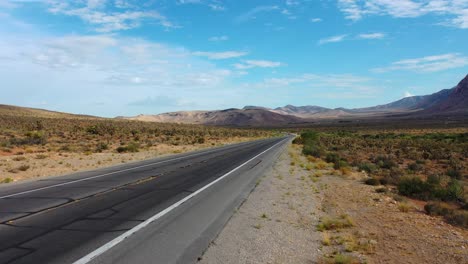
left=200, top=142, right=322, bottom=263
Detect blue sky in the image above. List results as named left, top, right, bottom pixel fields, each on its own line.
left=0, top=0, right=467, bottom=117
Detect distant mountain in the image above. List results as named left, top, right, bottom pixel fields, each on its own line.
left=419, top=74, right=468, bottom=115
left=354, top=88, right=454, bottom=113
left=272, top=105, right=331, bottom=118
left=124, top=108, right=306, bottom=127
left=121, top=74, right=468, bottom=126
left=0, top=104, right=98, bottom=119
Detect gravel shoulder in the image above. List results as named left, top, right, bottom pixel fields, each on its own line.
left=200, top=143, right=323, bottom=264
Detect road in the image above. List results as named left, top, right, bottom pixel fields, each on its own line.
left=0, top=136, right=290, bottom=264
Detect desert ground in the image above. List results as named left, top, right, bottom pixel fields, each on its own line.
left=201, top=142, right=467, bottom=264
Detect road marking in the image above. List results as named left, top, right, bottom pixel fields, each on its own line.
left=0, top=140, right=265, bottom=199
left=73, top=138, right=287, bottom=264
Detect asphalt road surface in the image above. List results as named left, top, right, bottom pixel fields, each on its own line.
left=0, top=136, right=290, bottom=264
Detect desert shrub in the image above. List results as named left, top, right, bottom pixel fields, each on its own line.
left=1, top=178, right=14, bottom=184
left=424, top=202, right=468, bottom=227
left=424, top=202, right=452, bottom=216
left=35, top=154, right=48, bottom=159
left=10, top=131, right=47, bottom=146
left=116, top=142, right=139, bottom=153
left=86, top=125, right=99, bottom=135
left=398, top=202, right=411, bottom=212
left=317, top=215, right=354, bottom=231
left=375, top=187, right=388, bottom=193
left=374, top=155, right=397, bottom=169
left=446, top=169, right=462, bottom=180
left=325, top=152, right=340, bottom=164
left=95, top=142, right=109, bottom=152
left=427, top=174, right=441, bottom=185
left=407, top=162, right=423, bottom=172
left=18, top=165, right=30, bottom=171
left=397, top=177, right=430, bottom=199
left=333, top=254, right=356, bottom=264
left=446, top=210, right=468, bottom=227
left=445, top=180, right=464, bottom=202
left=13, top=156, right=26, bottom=161
left=364, top=177, right=380, bottom=186
left=358, top=162, right=377, bottom=174
left=325, top=152, right=348, bottom=170
left=302, top=145, right=325, bottom=158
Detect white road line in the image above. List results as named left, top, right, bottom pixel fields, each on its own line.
left=73, top=138, right=287, bottom=264
left=0, top=140, right=266, bottom=199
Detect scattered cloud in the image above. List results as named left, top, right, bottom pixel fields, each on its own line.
left=0, top=0, right=18, bottom=9
left=233, top=60, right=283, bottom=69
left=286, top=0, right=300, bottom=6
left=46, top=0, right=176, bottom=32
left=0, top=34, right=233, bottom=100
left=319, top=33, right=386, bottom=44
left=177, top=0, right=225, bottom=11
left=128, top=95, right=197, bottom=108
left=358, top=32, right=385, bottom=39
left=337, top=0, right=468, bottom=29
left=208, top=35, right=228, bottom=42
left=243, top=73, right=379, bottom=99
left=193, top=51, right=248, bottom=60
left=235, top=5, right=280, bottom=23
left=373, top=53, right=468, bottom=73
left=311, top=18, right=322, bottom=23
left=318, top=34, right=347, bottom=45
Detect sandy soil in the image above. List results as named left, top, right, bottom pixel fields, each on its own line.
left=200, top=143, right=468, bottom=264
left=0, top=138, right=256, bottom=183
left=319, top=170, right=468, bottom=264
left=200, top=143, right=323, bottom=263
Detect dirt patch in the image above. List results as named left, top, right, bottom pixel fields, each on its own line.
left=319, top=173, right=468, bottom=264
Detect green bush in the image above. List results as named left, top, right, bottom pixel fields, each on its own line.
left=358, top=162, right=377, bottom=173
left=446, top=169, right=462, bottom=180
left=364, top=177, right=380, bottom=186
left=424, top=202, right=468, bottom=228
left=302, top=145, right=324, bottom=158
left=397, top=177, right=430, bottom=199
left=116, top=142, right=139, bottom=153
left=407, top=162, right=423, bottom=172
left=95, top=142, right=109, bottom=152
left=445, top=180, right=464, bottom=202
left=374, top=155, right=397, bottom=169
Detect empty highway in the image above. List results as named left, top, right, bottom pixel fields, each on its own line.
left=0, top=136, right=290, bottom=264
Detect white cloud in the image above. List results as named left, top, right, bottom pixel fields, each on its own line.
left=235, top=5, right=280, bottom=23
left=0, top=0, right=17, bottom=9
left=404, top=91, right=414, bottom=97
left=192, top=51, right=248, bottom=60
left=318, top=34, right=347, bottom=45
left=177, top=0, right=225, bottom=11
left=0, top=33, right=237, bottom=115
left=233, top=60, right=283, bottom=69
left=373, top=53, right=468, bottom=73
left=243, top=73, right=378, bottom=99
left=311, top=18, right=322, bottom=22
left=208, top=35, right=228, bottom=41
left=337, top=0, right=468, bottom=29
left=46, top=0, right=176, bottom=32
left=358, top=32, right=385, bottom=39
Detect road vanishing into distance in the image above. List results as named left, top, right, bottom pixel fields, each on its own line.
left=0, top=136, right=290, bottom=264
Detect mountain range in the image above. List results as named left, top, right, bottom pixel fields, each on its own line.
left=121, top=74, right=468, bottom=127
